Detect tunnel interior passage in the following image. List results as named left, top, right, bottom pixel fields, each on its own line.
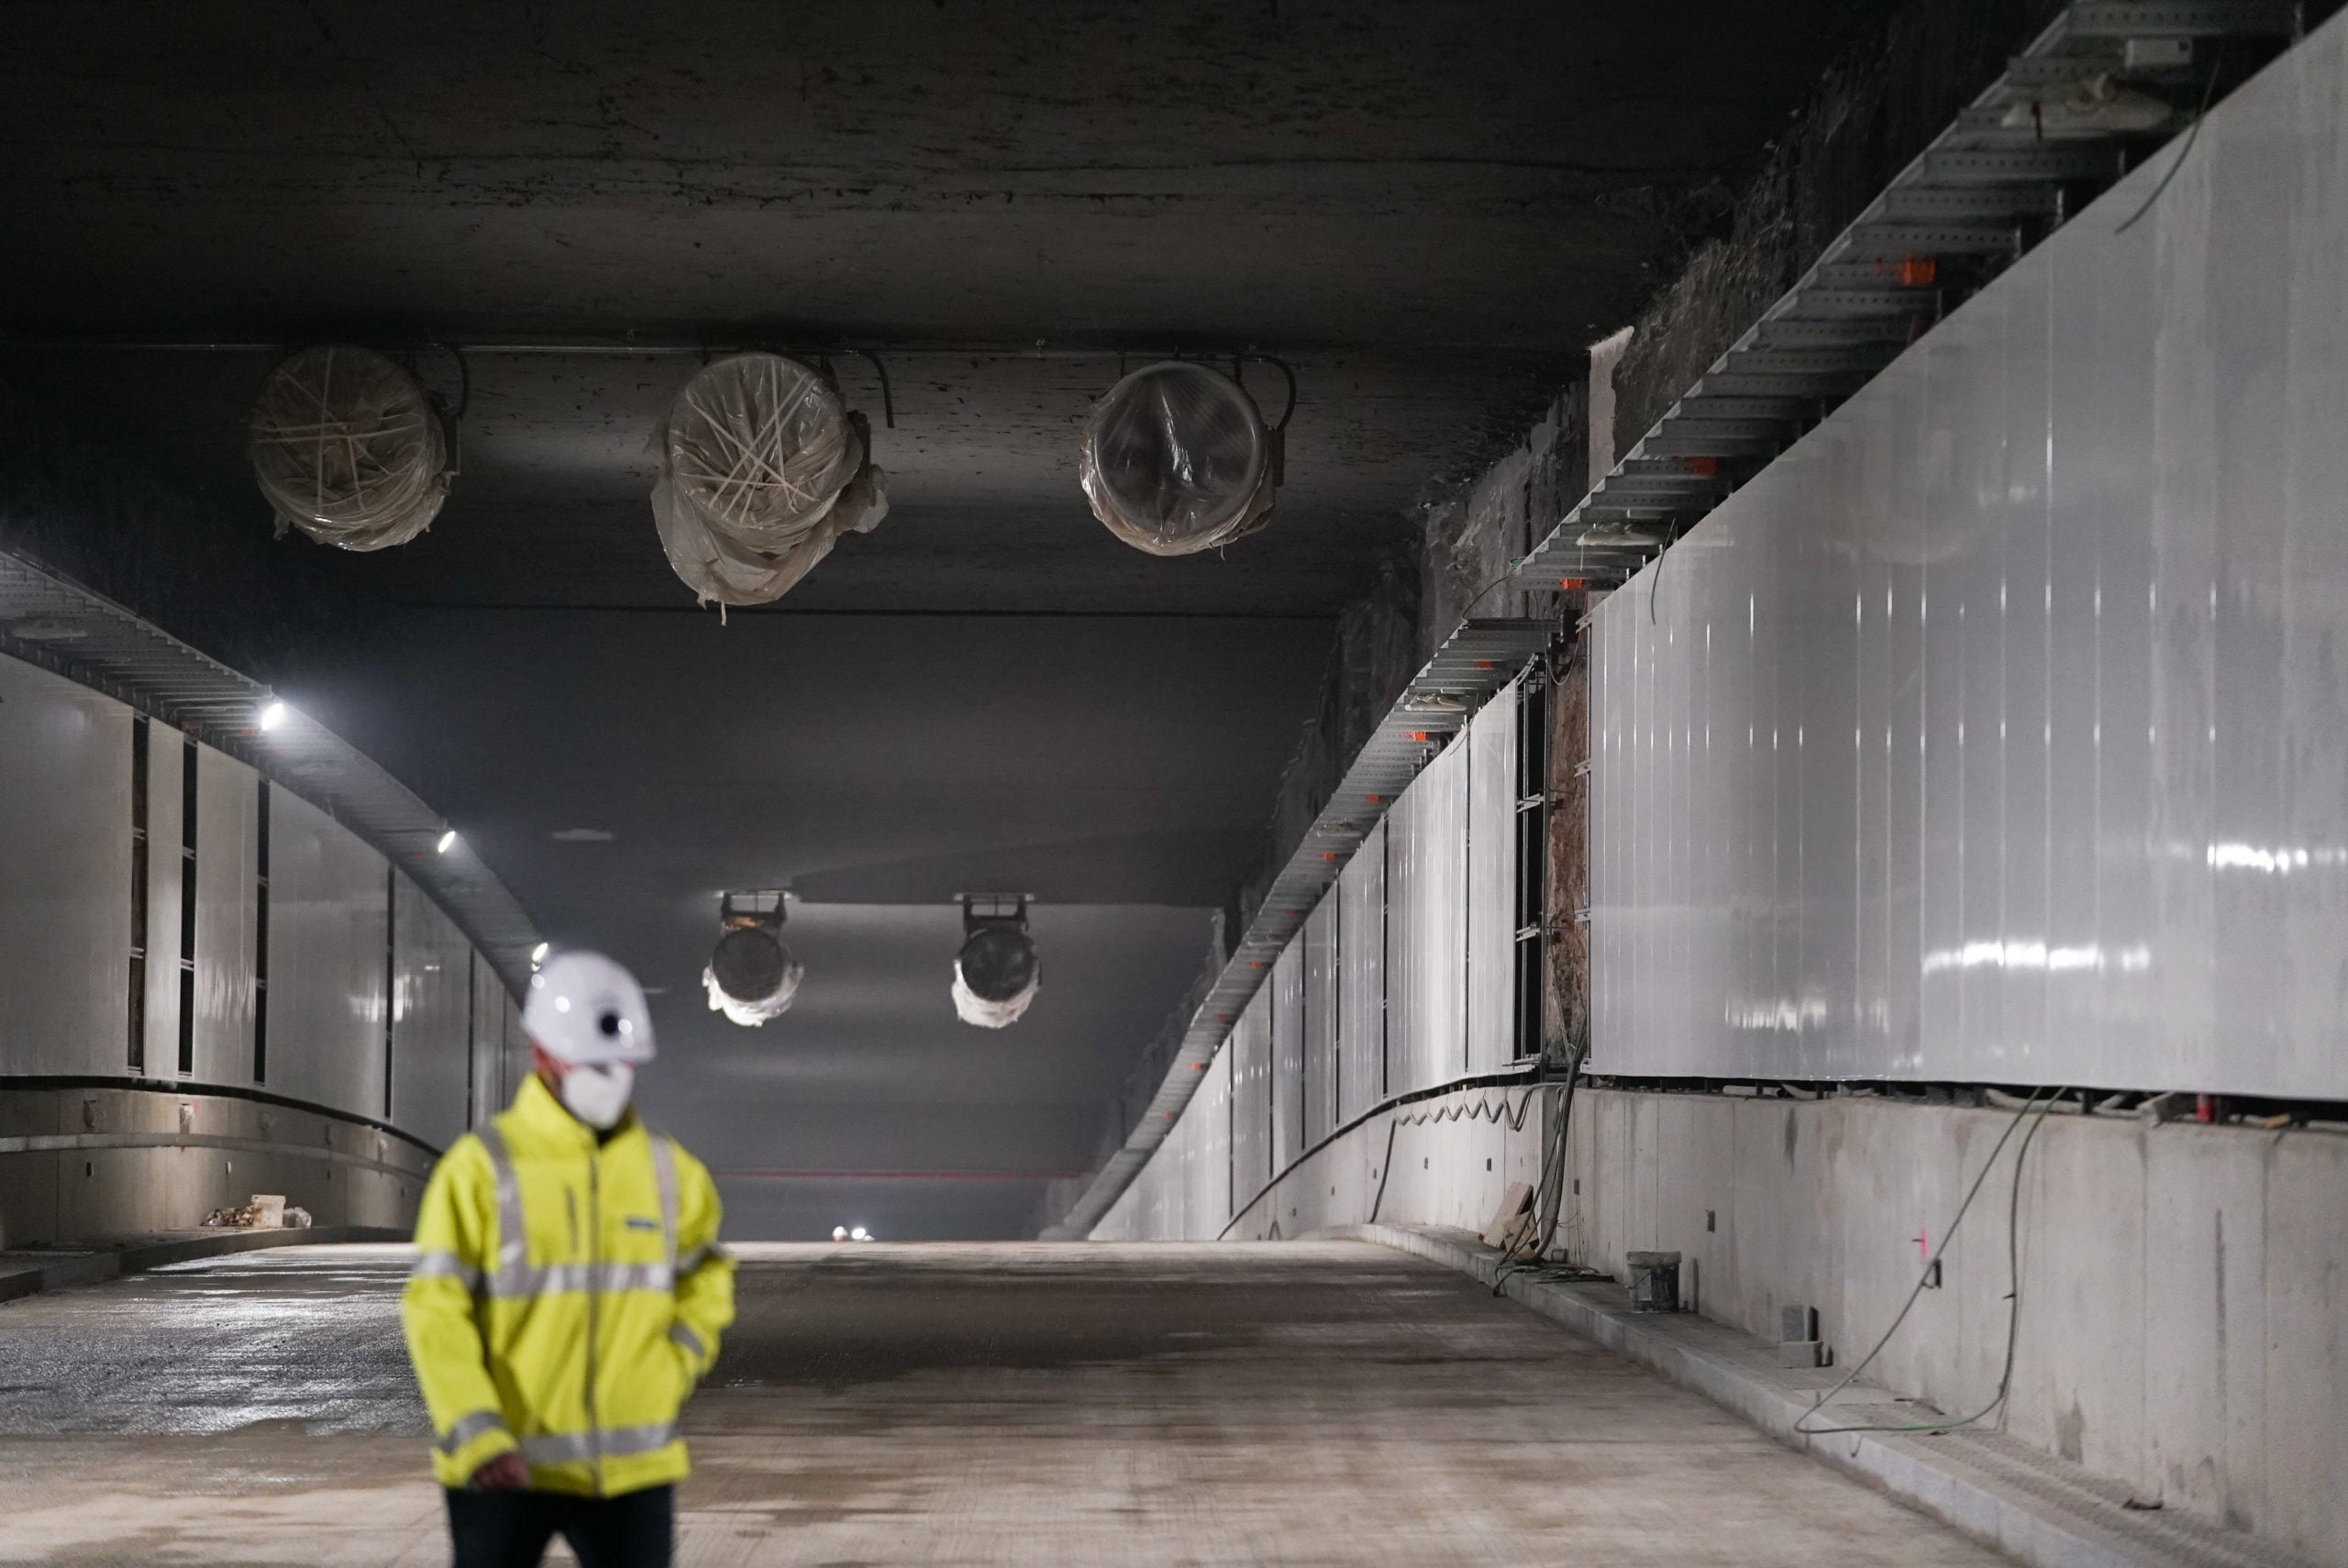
left=0, top=1242, right=2010, bottom=1565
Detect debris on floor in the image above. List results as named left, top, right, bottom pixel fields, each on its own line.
left=201, top=1195, right=312, bottom=1230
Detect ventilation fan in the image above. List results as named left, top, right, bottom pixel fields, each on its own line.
left=703, top=889, right=803, bottom=1026
left=953, top=895, right=1039, bottom=1029
left=247, top=345, right=454, bottom=551
left=651, top=353, right=888, bottom=607
left=1079, top=360, right=1282, bottom=556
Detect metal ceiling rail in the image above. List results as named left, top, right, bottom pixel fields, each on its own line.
left=1511, top=0, right=2299, bottom=591
left=0, top=549, right=542, bottom=996
left=1041, top=617, right=1553, bottom=1240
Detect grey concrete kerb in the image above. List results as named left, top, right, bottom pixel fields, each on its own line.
left=0, top=1227, right=409, bottom=1305
left=1335, top=1223, right=2306, bottom=1568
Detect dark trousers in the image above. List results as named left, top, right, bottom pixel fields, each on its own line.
left=445, top=1485, right=672, bottom=1568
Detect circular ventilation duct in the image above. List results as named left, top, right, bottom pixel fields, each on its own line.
left=1080, top=360, right=1278, bottom=556
left=247, top=345, right=454, bottom=551
left=952, top=898, right=1039, bottom=1029
left=703, top=893, right=803, bottom=1026
left=651, top=353, right=889, bottom=607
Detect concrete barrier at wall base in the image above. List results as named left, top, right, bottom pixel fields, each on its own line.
left=1340, top=1223, right=2308, bottom=1568
left=0, top=1225, right=410, bottom=1306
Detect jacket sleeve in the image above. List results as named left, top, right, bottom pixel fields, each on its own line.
left=401, top=1136, right=516, bottom=1476
left=669, top=1145, right=735, bottom=1384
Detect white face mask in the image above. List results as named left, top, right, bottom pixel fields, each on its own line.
left=559, top=1061, right=635, bottom=1130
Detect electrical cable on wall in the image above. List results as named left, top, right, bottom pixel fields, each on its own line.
left=1794, top=1085, right=2067, bottom=1437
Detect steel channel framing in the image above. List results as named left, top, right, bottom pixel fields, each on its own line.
left=1515, top=0, right=2296, bottom=590
left=0, top=549, right=541, bottom=994
left=1044, top=618, right=1551, bottom=1239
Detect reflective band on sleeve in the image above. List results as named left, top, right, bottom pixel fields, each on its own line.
left=482, top=1260, right=674, bottom=1299
left=678, top=1242, right=728, bottom=1275
left=669, top=1321, right=705, bottom=1359
left=436, top=1408, right=507, bottom=1455
left=409, top=1249, right=484, bottom=1292
left=649, top=1135, right=680, bottom=1265
left=476, top=1124, right=527, bottom=1271
left=516, top=1421, right=680, bottom=1465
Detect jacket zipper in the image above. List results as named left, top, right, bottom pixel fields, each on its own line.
left=584, top=1151, right=601, bottom=1494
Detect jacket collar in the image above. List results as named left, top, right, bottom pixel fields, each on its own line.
left=507, top=1071, right=643, bottom=1154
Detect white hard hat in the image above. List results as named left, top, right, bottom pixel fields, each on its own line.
left=524, top=950, right=656, bottom=1065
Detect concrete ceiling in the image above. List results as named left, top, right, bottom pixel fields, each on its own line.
left=3, top=0, right=1892, bottom=1236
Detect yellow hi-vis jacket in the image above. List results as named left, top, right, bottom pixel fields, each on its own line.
left=401, top=1073, right=735, bottom=1496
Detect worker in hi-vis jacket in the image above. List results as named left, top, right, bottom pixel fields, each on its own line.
left=402, top=949, right=735, bottom=1568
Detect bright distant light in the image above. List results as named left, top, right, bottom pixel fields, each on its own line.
left=850, top=1226, right=871, bottom=1242
left=258, top=701, right=287, bottom=732
left=530, top=942, right=549, bottom=966
left=436, top=829, right=458, bottom=855
left=831, top=1226, right=848, bottom=1242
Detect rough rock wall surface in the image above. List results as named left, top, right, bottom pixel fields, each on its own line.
left=1610, top=0, right=2064, bottom=447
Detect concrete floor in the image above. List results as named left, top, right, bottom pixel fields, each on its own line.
left=0, top=1242, right=2012, bottom=1566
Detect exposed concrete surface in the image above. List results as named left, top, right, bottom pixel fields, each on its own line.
left=0, top=1241, right=2017, bottom=1564
left=1347, top=1224, right=2311, bottom=1568
left=1180, top=1082, right=2348, bottom=1564
left=0, top=1085, right=437, bottom=1248
left=0, top=1225, right=405, bottom=1305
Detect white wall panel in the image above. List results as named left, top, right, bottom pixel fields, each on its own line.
left=1389, top=739, right=1467, bottom=1095
left=391, top=868, right=471, bottom=1148
left=190, top=745, right=259, bottom=1087
left=1301, top=890, right=1340, bottom=1147
left=468, top=954, right=507, bottom=1127
left=1269, top=939, right=1304, bottom=1174
left=1466, top=681, right=1517, bottom=1074
left=1183, top=1046, right=1231, bottom=1239
left=0, top=654, right=129, bottom=1076
left=1229, top=987, right=1270, bottom=1209
left=141, top=728, right=187, bottom=1076
left=1336, top=820, right=1386, bottom=1122
left=1589, top=18, right=2348, bottom=1098
left=265, top=785, right=390, bottom=1121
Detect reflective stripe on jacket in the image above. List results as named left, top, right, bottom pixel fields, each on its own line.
left=401, top=1073, right=736, bottom=1496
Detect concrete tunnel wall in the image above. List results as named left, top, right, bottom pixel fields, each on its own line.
left=0, top=649, right=526, bottom=1246
left=1095, top=20, right=2348, bottom=1566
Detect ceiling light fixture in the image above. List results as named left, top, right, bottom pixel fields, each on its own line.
left=953, top=894, right=1040, bottom=1029
left=530, top=942, right=550, bottom=967
left=258, top=700, right=287, bottom=732
left=436, top=829, right=458, bottom=855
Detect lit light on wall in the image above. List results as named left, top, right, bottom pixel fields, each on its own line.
left=436, top=829, right=458, bottom=855
left=530, top=942, right=549, bottom=967
left=1919, top=941, right=2152, bottom=977
left=2207, top=843, right=2348, bottom=875
left=258, top=700, right=287, bottom=732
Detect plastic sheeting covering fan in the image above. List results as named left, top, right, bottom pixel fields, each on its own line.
left=651, top=353, right=888, bottom=607
left=247, top=345, right=453, bottom=551
left=1080, top=360, right=1278, bottom=556
left=952, top=923, right=1039, bottom=1029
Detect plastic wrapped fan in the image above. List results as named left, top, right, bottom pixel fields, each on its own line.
left=952, top=925, right=1039, bottom=1029
left=703, top=924, right=803, bottom=1026
left=1080, top=360, right=1276, bottom=556
left=651, top=353, right=889, bottom=607
left=247, top=345, right=452, bottom=550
